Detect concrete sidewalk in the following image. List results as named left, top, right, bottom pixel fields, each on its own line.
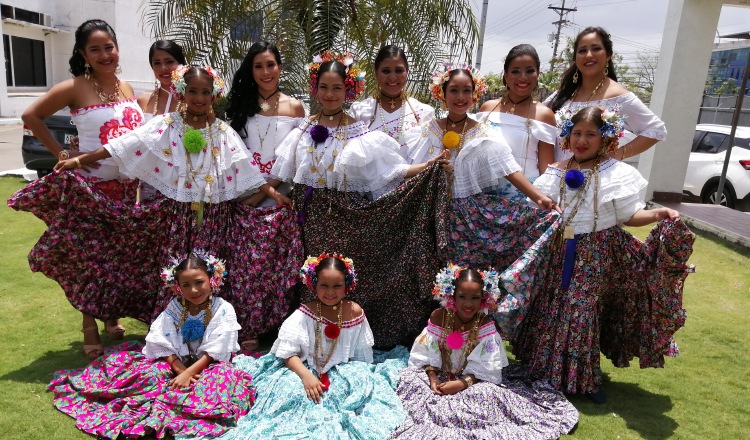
left=0, top=167, right=36, bottom=181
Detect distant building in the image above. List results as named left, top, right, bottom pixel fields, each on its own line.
left=0, top=0, right=155, bottom=117
left=705, top=38, right=750, bottom=95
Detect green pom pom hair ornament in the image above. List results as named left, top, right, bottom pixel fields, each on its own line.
left=184, top=127, right=207, bottom=154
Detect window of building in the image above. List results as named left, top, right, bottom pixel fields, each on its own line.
left=3, top=34, right=46, bottom=87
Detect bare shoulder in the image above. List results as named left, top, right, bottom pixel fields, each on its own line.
left=604, top=80, right=629, bottom=98
left=137, top=91, right=152, bottom=110
left=429, top=308, right=445, bottom=324
left=281, top=93, right=306, bottom=118
left=479, top=99, right=501, bottom=112
left=347, top=300, right=364, bottom=319
left=119, top=81, right=136, bottom=98
left=534, top=102, right=557, bottom=125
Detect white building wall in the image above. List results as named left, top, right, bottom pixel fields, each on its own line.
left=0, top=0, right=155, bottom=117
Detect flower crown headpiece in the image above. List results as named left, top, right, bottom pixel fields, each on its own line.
left=299, top=252, right=358, bottom=292
left=558, top=106, right=626, bottom=154
left=161, top=249, right=227, bottom=292
left=171, top=65, right=227, bottom=101
left=308, top=51, right=366, bottom=103
left=429, top=62, right=488, bottom=105
left=432, top=263, right=502, bottom=314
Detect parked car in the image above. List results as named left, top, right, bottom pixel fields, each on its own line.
left=683, top=124, right=750, bottom=210
left=21, top=112, right=77, bottom=178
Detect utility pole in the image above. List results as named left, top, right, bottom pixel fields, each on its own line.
left=476, top=0, right=489, bottom=70
left=548, top=0, right=577, bottom=73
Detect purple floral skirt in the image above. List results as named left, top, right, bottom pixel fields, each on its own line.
left=512, top=219, right=695, bottom=394
left=391, top=364, right=578, bottom=439
left=48, top=341, right=254, bottom=439
left=7, top=171, right=302, bottom=339
left=444, top=194, right=562, bottom=339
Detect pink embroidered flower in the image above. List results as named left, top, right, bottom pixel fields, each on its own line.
left=99, top=119, right=123, bottom=145
left=167, top=162, right=173, bottom=167
left=121, top=107, right=143, bottom=130
left=135, top=150, right=142, bottom=156
left=227, top=176, right=233, bottom=182
left=154, top=167, right=160, bottom=173
left=185, top=182, right=193, bottom=189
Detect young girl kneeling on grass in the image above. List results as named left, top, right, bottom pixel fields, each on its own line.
left=512, top=106, right=695, bottom=404
left=48, top=252, right=254, bottom=439
left=222, top=254, right=407, bottom=440
left=392, top=265, right=578, bottom=439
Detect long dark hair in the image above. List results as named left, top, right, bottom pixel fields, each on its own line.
left=149, top=39, right=187, bottom=66
left=548, top=26, right=618, bottom=112
left=374, top=45, right=409, bottom=71
left=503, top=44, right=540, bottom=86
left=227, top=42, right=282, bottom=137
left=69, top=19, right=118, bottom=77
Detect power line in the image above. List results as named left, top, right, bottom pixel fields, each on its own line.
left=549, top=0, right=577, bottom=73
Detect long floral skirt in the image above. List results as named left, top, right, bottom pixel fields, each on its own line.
left=48, top=341, right=255, bottom=439
left=512, top=219, right=695, bottom=394
left=220, top=348, right=408, bottom=439
left=444, top=194, right=562, bottom=339
left=391, top=364, right=578, bottom=440
left=293, top=166, right=449, bottom=348
left=7, top=171, right=302, bottom=339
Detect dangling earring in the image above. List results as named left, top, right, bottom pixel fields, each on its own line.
left=572, top=69, right=579, bottom=84
left=604, top=66, right=609, bottom=76
left=374, top=89, right=381, bottom=100
left=84, top=63, right=92, bottom=80
left=208, top=105, right=215, bottom=116
left=115, top=64, right=122, bottom=75
left=400, top=90, right=408, bottom=100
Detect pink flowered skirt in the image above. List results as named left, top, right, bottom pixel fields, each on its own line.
left=48, top=341, right=255, bottom=439
left=512, top=219, right=695, bottom=394
left=7, top=171, right=302, bottom=339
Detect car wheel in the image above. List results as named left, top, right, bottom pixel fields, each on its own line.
left=37, top=170, right=52, bottom=179
left=702, top=183, right=736, bottom=209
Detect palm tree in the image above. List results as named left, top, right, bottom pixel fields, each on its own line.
left=140, top=0, right=478, bottom=98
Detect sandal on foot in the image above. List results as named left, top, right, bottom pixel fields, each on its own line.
left=241, top=339, right=259, bottom=352
left=81, top=326, right=103, bottom=360
left=105, top=320, right=125, bottom=340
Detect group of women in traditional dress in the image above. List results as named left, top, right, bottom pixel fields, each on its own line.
left=9, top=18, right=696, bottom=439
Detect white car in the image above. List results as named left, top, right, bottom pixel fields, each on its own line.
left=683, top=124, right=750, bottom=210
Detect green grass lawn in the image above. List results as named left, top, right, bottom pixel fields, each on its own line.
left=1, top=176, right=748, bottom=439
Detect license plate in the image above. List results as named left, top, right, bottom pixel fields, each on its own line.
left=64, top=133, right=75, bottom=145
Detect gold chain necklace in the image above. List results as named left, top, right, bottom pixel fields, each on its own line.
left=310, top=113, right=347, bottom=185
left=90, top=76, right=122, bottom=103
left=255, top=98, right=279, bottom=148
left=314, top=300, right=344, bottom=373
left=501, top=92, right=531, bottom=115
left=183, top=115, right=217, bottom=209
left=439, top=309, right=481, bottom=377
left=151, top=87, right=171, bottom=115
left=572, top=75, right=606, bottom=103
left=557, top=156, right=602, bottom=241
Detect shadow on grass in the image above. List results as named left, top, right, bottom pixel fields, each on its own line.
left=1, top=334, right=147, bottom=385
left=568, top=374, right=678, bottom=440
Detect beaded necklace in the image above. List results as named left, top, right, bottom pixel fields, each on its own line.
left=181, top=114, right=218, bottom=212
left=151, top=86, right=171, bottom=115
left=314, top=300, right=344, bottom=388
left=439, top=309, right=481, bottom=378
left=309, top=113, right=347, bottom=186
left=571, top=75, right=606, bottom=103
left=255, top=96, right=279, bottom=149
left=557, top=155, right=602, bottom=241
left=178, top=296, right=213, bottom=366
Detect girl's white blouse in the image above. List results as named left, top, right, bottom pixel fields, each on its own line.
left=271, top=119, right=410, bottom=199
left=532, top=158, right=648, bottom=234
left=143, top=296, right=241, bottom=363
left=474, top=111, right=557, bottom=179
left=408, top=319, right=509, bottom=385
left=105, top=113, right=268, bottom=202
left=271, top=305, right=374, bottom=375
left=350, top=96, right=435, bottom=153
left=404, top=119, right=522, bottom=198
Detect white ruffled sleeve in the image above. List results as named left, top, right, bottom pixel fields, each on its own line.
left=270, top=309, right=310, bottom=360
left=350, top=315, right=375, bottom=363
left=530, top=119, right=558, bottom=145
left=599, top=161, right=648, bottom=224
left=336, top=130, right=410, bottom=198
left=463, top=330, right=509, bottom=385
left=404, top=121, right=442, bottom=164
left=143, top=299, right=184, bottom=360
left=453, top=135, right=522, bottom=198
left=620, top=92, right=667, bottom=141
left=270, top=121, right=309, bottom=183
left=407, top=323, right=442, bottom=369
left=196, top=298, right=241, bottom=362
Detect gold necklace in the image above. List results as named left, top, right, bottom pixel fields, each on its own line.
left=186, top=110, right=207, bottom=122
left=439, top=309, right=481, bottom=377
left=151, top=86, right=171, bottom=115
left=380, top=90, right=401, bottom=109
left=259, top=89, right=279, bottom=112
left=557, top=155, right=602, bottom=242
left=255, top=99, right=279, bottom=148
left=572, top=75, right=606, bottom=102
left=90, top=76, right=122, bottom=103
left=182, top=115, right=217, bottom=210
left=310, top=113, right=346, bottom=185
left=314, top=300, right=344, bottom=373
